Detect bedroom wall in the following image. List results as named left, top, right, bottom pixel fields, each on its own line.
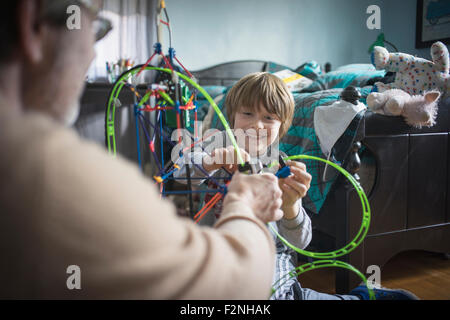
left=383, top=0, right=431, bottom=60
left=165, top=0, right=440, bottom=71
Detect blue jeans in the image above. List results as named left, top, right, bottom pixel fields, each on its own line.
left=293, top=281, right=360, bottom=300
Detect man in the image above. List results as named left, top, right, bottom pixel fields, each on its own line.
left=0, top=0, right=284, bottom=299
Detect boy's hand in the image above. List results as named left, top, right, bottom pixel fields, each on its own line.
left=278, top=161, right=311, bottom=219
left=203, top=146, right=250, bottom=173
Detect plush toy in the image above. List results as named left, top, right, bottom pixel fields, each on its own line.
left=371, top=41, right=449, bottom=95
left=367, top=41, right=448, bottom=127
left=367, top=89, right=441, bottom=128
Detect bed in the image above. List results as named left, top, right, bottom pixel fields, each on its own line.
left=190, top=59, right=450, bottom=293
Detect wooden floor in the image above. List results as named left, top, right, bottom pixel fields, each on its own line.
left=298, top=250, right=450, bottom=300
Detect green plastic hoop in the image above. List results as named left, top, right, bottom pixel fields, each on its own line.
left=269, top=155, right=371, bottom=260
left=268, top=155, right=373, bottom=299
left=271, top=260, right=376, bottom=300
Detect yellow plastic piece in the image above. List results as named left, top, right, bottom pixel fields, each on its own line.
left=153, top=176, right=163, bottom=183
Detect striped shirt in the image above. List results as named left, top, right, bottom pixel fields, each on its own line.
left=174, top=144, right=312, bottom=300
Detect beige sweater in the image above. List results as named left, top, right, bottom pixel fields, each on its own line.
left=0, top=107, right=275, bottom=299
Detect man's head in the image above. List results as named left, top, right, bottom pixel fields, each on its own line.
left=225, top=72, right=294, bottom=155
left=0, top=0, right=109, bottom=126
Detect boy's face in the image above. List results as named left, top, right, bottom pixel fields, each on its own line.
left=233, top=104, right=282, bottom=157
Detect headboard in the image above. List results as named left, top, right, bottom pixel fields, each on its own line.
left=191, top=60, right=293, bottom=86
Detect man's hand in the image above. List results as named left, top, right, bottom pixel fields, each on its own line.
left=203, top=146, right=250, bottom=173
left=279, top=161, right=311, bottom=219
left=224, top=172, right=284, bottom=224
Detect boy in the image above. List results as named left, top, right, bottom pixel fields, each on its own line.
left=174, top=72, right=311, bottom=299
left=174, top=72, right=418, bottom=300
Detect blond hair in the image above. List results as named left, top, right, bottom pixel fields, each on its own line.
left=225, top=72, right=294, bottom=138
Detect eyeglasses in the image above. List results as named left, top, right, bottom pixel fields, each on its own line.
left=92, top=16, right=113, bottom=41
left=77, top=0, right=113, bottom=41
left=41, top=0, right=113, bottom=42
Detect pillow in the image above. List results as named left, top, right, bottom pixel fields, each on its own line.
left=295, top=61, right=323, bottom=80
left=266, top=62, right=295, bottom=74
left=335, top=63, right=378, bottom=72
left=303, top=65, right=385, bottom=92
left=273, top=69, right=314, bottom=92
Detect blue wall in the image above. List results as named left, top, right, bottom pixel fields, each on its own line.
left=384, top=0, right=429, bottom=59
left=165, top=0, right=443, bottom=71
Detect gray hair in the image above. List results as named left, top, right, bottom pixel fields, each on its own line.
left=42, top=0, right=101, bottom=25
left=0, top=0, right=102, bottom=63
left=41, top=0, right=83, bottom=25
